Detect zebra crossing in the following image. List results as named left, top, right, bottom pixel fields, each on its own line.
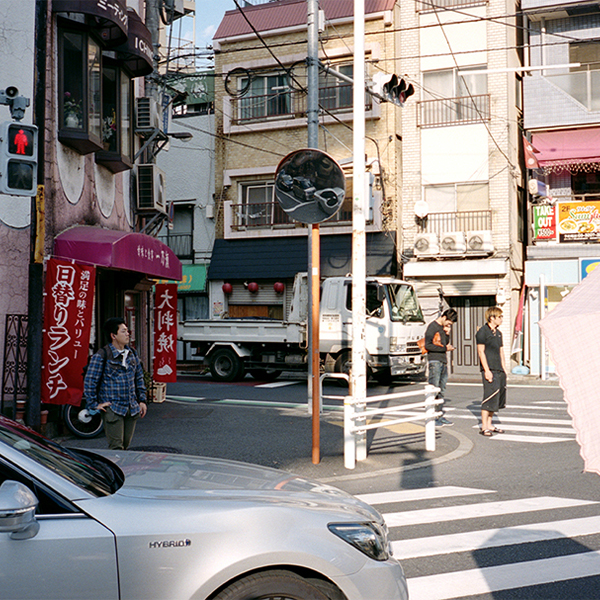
left=357, top=486, right=600, bottom=600
left=447, top=397, right=577, bottom=444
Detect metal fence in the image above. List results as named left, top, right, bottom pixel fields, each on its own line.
left=321, top=375, right=440, bottom=469
left=418, top=94, right=490, bottom=127
left=419, top=210, right=492, bottom=235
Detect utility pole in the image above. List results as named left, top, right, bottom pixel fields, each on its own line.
left=307, top=0, right=320, bottom=464
left=352, top=0, right=367, bottom=460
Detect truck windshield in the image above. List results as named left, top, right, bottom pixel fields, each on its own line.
left=387, top=284, right=424, bottom=322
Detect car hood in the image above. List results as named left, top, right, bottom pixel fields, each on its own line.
left=93, top=450, right=380, bottom=520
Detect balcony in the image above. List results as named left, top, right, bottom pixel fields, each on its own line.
left=157, top=233, right=193, bottom=260
left=230, top=200, right=356, bottom=231
left=418, top=95, right=490, bottom=128
left=416, top=0, right=487, bottom=10
left=229, top=83, right=371, bottom=127
left=419, top=210, right=492, bottom=236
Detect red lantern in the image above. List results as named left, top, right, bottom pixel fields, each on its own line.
left=248, top=282, right=259, bottom=294
left=222, top=282, right=232, bottom=295
left=274, top=282, right=285, bottom=294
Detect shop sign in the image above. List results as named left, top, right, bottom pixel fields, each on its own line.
left=581, top=258, right=600, bottom=280
left=41, top=259, right=96, bottom=405
left=558, top=201, right=600, bottom=243
left=533, top=205, right=557, bottom=240
left=153, top=283, right=177, bottom=383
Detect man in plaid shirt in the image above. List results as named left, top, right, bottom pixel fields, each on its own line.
left=84, top=317, right=147, bottom=450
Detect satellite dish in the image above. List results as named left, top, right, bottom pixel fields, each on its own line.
left=274, top=149, right=346, bottom=224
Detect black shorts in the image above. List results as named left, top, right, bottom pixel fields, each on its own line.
left=481, top=370, right=507, bottom=412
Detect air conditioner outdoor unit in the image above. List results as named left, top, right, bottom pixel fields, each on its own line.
left=440, top=231, right=467, bottom=254
left=414, top=233, right=440, bottom=257
left=467, top=230, right=494, bottom=253
left=136, top=164, right=166, bottom=213
left=135, top=97, right=162, bottom=131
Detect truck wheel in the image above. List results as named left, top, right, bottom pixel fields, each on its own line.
left=212, top=570, right=331, bottom=600
left=209, top=348, right=244, bottom=382
left=334, top=350, right=351, bottom=376
left=249, top=369, right=282, bottom=382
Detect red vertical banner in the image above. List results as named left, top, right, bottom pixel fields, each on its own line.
left=154, top=283, right=178, bottom=382
left=41, top=259, right=96, bottom=405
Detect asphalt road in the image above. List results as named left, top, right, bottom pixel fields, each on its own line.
left=62, top=374, right=600, bottom=599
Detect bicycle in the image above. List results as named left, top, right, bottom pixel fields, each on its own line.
left=62, top=403, right=104, bottom=438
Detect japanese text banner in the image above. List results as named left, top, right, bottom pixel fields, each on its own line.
left=41, top=258, right=95, bottom=405
left=154, top=283, right=177, bottom=383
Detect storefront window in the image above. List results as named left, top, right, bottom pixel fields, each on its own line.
left=58, top=27, right=103, bottom=154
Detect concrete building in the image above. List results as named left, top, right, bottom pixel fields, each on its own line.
left=522, top=0, right=600, bottom=377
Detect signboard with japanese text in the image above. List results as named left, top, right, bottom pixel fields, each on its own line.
left=153, top=283, right=177, bottom=382
left=533, top=205, right=557, bottom=241
left=41, top=259, right=95, bottom=405
left=557, top=201, right=600, bottom=243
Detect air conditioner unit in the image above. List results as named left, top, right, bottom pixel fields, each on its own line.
left=440, top=231, right=467, bottom=254
left=467, top=230, right=494, bottom=253
left=136, top=164, right=166, bottom=213
left=414, top=233, right=440, bottom=257
left=135, top=97, right=162, bottom=131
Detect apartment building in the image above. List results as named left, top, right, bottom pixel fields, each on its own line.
left=211, top=0, right=422, bottom=325
left=399, top=0, right=524, bottom=375
left=522, top=0, right=600, bottom=376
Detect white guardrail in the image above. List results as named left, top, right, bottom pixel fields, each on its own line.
left=321, top=375, right=441, bottom=469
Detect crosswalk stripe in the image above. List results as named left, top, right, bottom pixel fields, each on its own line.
left=383, top=497, right=596, bottom=528
left=508, top=403, right=568, bottom=411
left=450, top=413, right=573, bottom=426
left=391, top=515, right=600, bottom=559
left=407, top=550, right=600, bottom=600
left=487, top=433, right=571, bottom=443
left=356, top=486, right=494, bottom=506
left=471, top=424, right=575, bottom=435
left=254, top=381, right=299, bottom=388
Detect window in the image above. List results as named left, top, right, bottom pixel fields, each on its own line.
left=238, top=73, right=291, bottom=121
left=238, top=182, right=278, bottom=227
left=95, top=60, right=133, bottom=173
left=425, top=183, right=489, bottom=213
left=58, top=27, right=103, bottom=154
left=319, top=64, right=353, bottom=111
left=420, top=67, right=489, bottom=126
left=570, top=41, right=600, bottom=71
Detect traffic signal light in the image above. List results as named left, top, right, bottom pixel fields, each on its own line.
left=372, top=73, right=415, bottom=107
left=0, top=121, right=38, bottom=196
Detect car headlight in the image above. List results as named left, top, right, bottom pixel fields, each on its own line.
left=328, top=522, right=391, bottom=561
left=389, top=337, right=407, bottom=353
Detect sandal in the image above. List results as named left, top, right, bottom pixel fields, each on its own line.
left=490, top=427, right=504, bottom=434
left=479, top=429, right=493, bottom=437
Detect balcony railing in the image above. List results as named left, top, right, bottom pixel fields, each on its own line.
left=158, top=233, right=193, bottom=259
left=230, top=84, right=371, bottom=126
left=418, top=94, right=490, bottom=127
left=231, top=200, right=355, bottom=230
left=418, top=210, right=492, bottom=235
left=416, top=0, right=487, bottom=10
left=546, top=69, right=600, bottom=112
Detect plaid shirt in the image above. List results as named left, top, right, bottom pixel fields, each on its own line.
left=84, top=344, right=147, bottom=416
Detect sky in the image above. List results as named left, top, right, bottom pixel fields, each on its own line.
left=193, top=0, right=237, bottom=52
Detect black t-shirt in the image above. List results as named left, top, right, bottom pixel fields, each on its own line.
left=476, top=323, right=504, bottom=372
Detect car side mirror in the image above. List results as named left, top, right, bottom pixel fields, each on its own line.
left=0, top=480, right=40, bottom=540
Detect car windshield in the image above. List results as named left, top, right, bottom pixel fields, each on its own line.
left=0, top=416, right=121, bottom=496
left=387, top=284, right=424, bottom=323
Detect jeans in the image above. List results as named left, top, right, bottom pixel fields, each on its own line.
left=428, top=360, right=448, bottom=411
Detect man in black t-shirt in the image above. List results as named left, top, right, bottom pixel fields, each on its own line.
left=425, top=308, right=458, bottom=426
left=476, top=306, right=507, bottom=436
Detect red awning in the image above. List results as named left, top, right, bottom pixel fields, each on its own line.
left=532, top=128, right=600, bottom=171
left=54, top=226, right=182, bottom=281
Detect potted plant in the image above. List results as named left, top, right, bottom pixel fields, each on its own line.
left=63, top=92, right=82, bottom=128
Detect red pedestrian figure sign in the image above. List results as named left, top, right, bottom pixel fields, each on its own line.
left=14, top=129, right=28, bottom=154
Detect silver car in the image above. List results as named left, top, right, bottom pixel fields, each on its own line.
left=0, top=415, right=408, bottom=600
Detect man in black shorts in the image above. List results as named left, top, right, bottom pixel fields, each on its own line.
left=476, top=306, right=507, bottom=436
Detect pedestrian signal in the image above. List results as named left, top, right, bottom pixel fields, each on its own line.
left=0, top=121, right=38, bottom=196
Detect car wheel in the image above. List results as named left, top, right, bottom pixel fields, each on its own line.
left=249, top=369, right=282, bottom=382
left=62, top=404, right=104, bottom=438
left=209, top=348, right=244, bottom=382
left=212, top=570, right=333, bottom=600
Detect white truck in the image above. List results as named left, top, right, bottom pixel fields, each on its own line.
left=178, top=274, right=427, bottom=383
